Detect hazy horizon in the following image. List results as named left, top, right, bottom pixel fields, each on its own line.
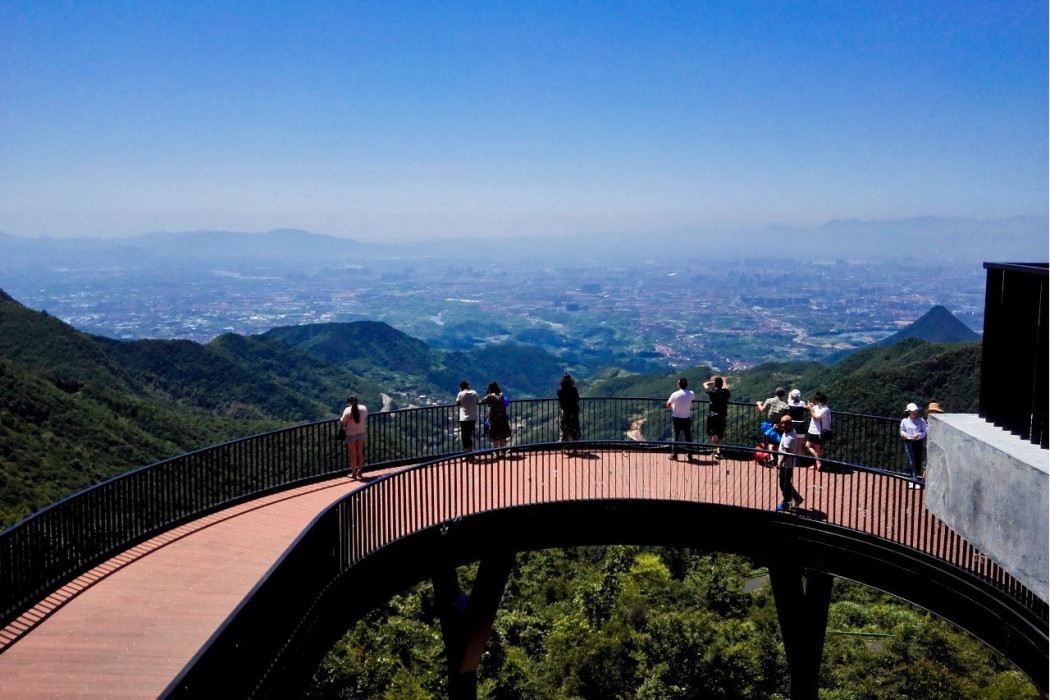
left=1, top=3, right=1046, bottom=242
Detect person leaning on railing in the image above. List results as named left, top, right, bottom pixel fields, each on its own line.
left=757, top=386, right=789, bottom=422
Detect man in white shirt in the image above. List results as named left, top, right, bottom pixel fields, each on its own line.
left=666, top=378, right=695, bottom=461
left=456, top=381, right=480, bottom=453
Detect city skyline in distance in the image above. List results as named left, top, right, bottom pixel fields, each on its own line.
left=1, top=3, right=1046, bottom=242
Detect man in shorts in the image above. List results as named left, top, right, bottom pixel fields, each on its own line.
left=702, top=376, right=731, bottom=459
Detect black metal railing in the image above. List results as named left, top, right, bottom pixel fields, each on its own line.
left=338, top=444, right=1045, bottom=612
left=0, top=398, right=940, bottom=629
left=980, top=262, right=1048, bottom=448
left=168, top=441, right=1048, bottom=698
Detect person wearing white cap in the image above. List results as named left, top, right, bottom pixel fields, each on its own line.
left=900, top=402, right=928, bottom=487
left=786, top=389, right=807, bottom=435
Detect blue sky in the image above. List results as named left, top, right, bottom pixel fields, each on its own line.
left=1, top=1, right=1046, bottom=241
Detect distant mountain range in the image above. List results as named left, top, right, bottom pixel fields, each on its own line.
left=1, top=216, right=1046, bottom=268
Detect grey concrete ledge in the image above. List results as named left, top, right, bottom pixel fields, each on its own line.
left=926, top=414, right=1048, bottom=603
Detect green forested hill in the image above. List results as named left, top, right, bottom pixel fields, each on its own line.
left=0, top=286, right=982, bottom=529
left=0, top=355, right=276, bottom=526
left=0, top=289, right=137, bottom=390
left=0, top=291, right=569, bottom=526
left=264, top=321, right=435, bottom=377
left=727, top=338, right=981, bottom=416
left=0, top=292, right=380, bottom=527
left=263, top=321, right=568, bottom=400
left=586, top=338, right=980, bottom=417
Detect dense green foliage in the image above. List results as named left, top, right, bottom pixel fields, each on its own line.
left=0, top=355, right=275, bottom=526
left=0, top=292, right=377, bottom=527
left=308, top=548, right=1036, bottom=699
left=586, top=338, right=981, bottom=418
left=264, top=322, right=569, bottom=401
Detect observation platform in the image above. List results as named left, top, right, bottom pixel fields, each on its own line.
left=0, top=438, right=1044, bottom=698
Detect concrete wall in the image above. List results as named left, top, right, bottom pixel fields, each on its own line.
left=926, top=413, right=1048, bottom=603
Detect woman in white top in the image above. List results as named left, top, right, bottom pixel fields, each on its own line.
left=804, top=392, right=831, bottom=471
left=899, top=402, right=928, bottom=485
left=340, top=395, right=369, bottom=480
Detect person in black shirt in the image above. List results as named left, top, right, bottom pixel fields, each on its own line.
left=702, top=375, right=731, bottom=459
left=557, top=373, right=582, bottom=454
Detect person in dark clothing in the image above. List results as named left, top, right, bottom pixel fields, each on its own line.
left=558, top=373, right=582, bottom=452
left=775, top=413, right=804, bottom=511
left=482, top=381, right=511, bottom=449
left=702, top=376, right=731, bottom=459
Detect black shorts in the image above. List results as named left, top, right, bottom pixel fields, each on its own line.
left=806, top=432, right=822, bottom=445
left=706, top=414, right=725, bottom=437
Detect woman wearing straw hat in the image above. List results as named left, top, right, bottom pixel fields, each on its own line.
left=900, top=402, right=928, bottom=488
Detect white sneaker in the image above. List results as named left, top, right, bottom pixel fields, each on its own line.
left=908, top=482, right=923, bottom=489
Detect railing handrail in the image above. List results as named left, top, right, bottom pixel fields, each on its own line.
left=167, top=440, right=1049, bottom=698
left=0, top=398, right=950, bottom=629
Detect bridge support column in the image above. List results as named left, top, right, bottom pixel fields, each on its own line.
left=432, top=553, right=515, bottom=700
left=769, top=562, right=833, bottom=700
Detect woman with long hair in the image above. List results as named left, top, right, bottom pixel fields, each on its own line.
left=482, top=381, right=511, bottom=450
left=340, top=395, right=369, bottom=479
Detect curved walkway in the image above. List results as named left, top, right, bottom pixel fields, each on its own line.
left=0, top=471, right=395, bottom=698
left=0, top=450, right=1013, bottom=697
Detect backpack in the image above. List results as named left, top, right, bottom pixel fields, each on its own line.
left=755, top=443, right=773, bottom=466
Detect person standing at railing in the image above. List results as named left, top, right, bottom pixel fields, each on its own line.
left=757, top=386, right=789, bottom=422
left=340, top=395, right=368, bottom=480
left=667, top=377, right=695, bottom=461
left=702, top=376, right=731, bottom=460
left=775, top=413, right=804, bottom=511
left=786, top=389, right=807, bottom=435
left=456, top=381, right=480, bottom=456
left=805, top=392, right=832, bottom=471
left=900, top=402, right=928, bottom=488
left=558, top=373, right=582, bottom=455
left=482, top=381, right=511, bottom=452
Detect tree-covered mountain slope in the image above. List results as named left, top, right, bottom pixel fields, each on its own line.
left=0, top=289, right=136, bottom=390
left=0, top=355, right=278, bottom=527
left=587, top=338, right=980, bottom=418
left=262, top=321, right=568, bottom=400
